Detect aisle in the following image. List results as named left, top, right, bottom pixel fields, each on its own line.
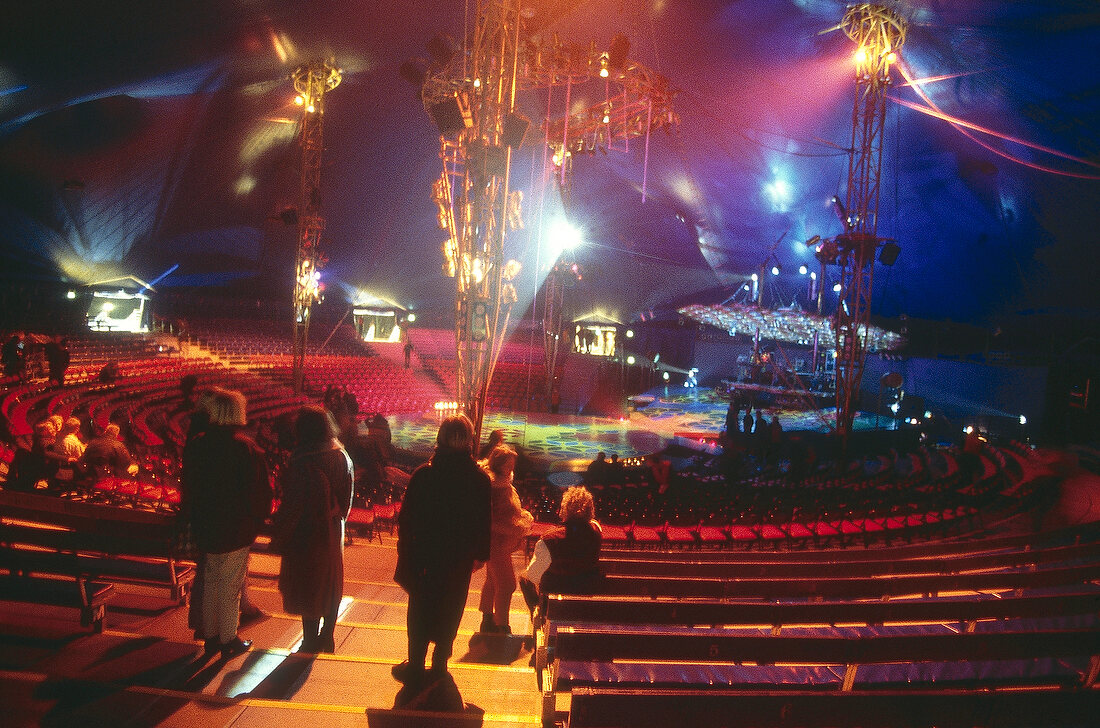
left=0, top=536, right=541, bottom=727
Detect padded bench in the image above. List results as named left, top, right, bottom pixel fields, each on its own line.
left=0, top=492, right=195, bottom=604
left=0, top=567, right=114, bottom=632
left=566, top=686, right=1100, bottom=728
left=543, top=628, right=1100, bottom=725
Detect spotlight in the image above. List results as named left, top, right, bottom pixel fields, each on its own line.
left=799, top=265, right=808, bottom=275
left=598, top=53, right=609, bottom=78
left=771, top=266, right=780, bottom=276
left=626, top=355, right=635, bottom=365
left=625, top=329, right=634, bottom=338
left=750, top=273, right=758, bottom=282
left=306, top=103, right=316, bottom=113
left=294, top=95, right=305, bottom=106
left=833, top=283, right=842, bottom=293
left=408, top=313, right=416, bottom=323
left=66, top=291, right=76, bottom=299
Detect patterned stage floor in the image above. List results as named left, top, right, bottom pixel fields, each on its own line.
left=386, top=386, right=881, bottom=466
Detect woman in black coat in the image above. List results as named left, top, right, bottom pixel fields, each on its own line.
left=272, top=406, right=354, bottom=653
left=393, top=414, right=491, bottom=684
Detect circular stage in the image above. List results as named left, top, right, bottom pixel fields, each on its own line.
left=384, top=386, right=889, bottom=471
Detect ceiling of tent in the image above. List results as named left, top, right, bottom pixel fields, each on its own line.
left=1, top=0, right=1097, bottom=331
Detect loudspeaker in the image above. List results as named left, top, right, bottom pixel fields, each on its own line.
left=428, top=92, right=472, bottom=136
left=879, top=242, right=901, bottom=266
left=502, top=113, right=529, bottom=149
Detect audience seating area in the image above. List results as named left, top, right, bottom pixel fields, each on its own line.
left=536, top=521, right=1100, bottom=727
left=2, top=324, right=1097, bottom=727
left=411, top=327, right=550, bottom=412
left=0, top=490, right=194, bottom=631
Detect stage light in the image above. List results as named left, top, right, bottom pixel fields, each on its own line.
left=833, top=283, right=842, bottom=293
left=751, top=273, right=758, bottom=282
left=548, top=218, right=583, bottom=255
left=964, top=425, right=973, bottom=434
left=771, top=266, right=780, bottom=276
left=598, top=53, right=610, bottom=78
left=924, top=410, right=932, bottom=419
left=1019, top=414, right=1027, bottom=425
left=626, top=355, right=635, bottom=365
left=407, top=313, right=416, bottom=323
left=810, top=271, right=817, bottom=280
left=662, top=371, right=670, bottom=381
left=799, top=265, right=808, bottom=275
left=473, top=78, right=481, bottom=88
left=66, top=290, right=76, bottom=299
left=625, top=329, right=634, bottom=338
left=306, top=103, right=316, bottom=113
left=854, top=47, right=867, bottom=65
left=294, top=95, right=304, bottom=106
left=742, top=284, right=750, bottom=291
left=886, top=51, right=897, bottom=64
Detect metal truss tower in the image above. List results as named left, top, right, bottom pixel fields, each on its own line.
left=833, top=4, right=905, bottom=444
left=420, top=4, right=677, bottom=440
left=291, top=61, right=342, bottom=394
left=426, top=0, right=523, bottom=439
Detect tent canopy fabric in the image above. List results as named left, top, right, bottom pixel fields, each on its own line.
left=1, top=1, right=1096, bottom=337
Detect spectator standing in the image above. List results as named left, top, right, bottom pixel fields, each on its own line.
left=392, top=414, right=491, bottom=685
left=44, top=336, right=70, bottom=386
left=477, top=445, right=533, bottom=634
left=272, top=406, right=354, bottom=653
left=182, top=389, right=272, bottom=659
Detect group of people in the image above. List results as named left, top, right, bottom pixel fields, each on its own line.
left=6, top=414, right=138, bottom=492
left=392, top=415, right=603, bottom=687
left=2, top=333, right=70, bottom=385
left=182, top=385, right=363, bottom=659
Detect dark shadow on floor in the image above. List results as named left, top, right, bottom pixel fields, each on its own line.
left=376, top=671, right=484, bottom=726
left=459, top=632, right=527, bottom=666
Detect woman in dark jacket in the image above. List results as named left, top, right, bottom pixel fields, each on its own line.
left=181, top=389, right=272, bottom=659
left=393, top=414, right=491, bottom=684
left=272, top=406, right=354, bottom=653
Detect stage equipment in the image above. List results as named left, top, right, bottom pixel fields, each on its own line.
left=290, top=60, right=342, bottom=394
left=415, top=2, right=678, bottom=440
left=832, top=4, right=906, bottom=446
left=678, top=302, right=903, bottom=353
left=418, top=0, right=526, bottom=439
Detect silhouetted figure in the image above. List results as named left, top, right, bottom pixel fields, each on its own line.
left=393, top=414, right=491, bottom=686
left=585, top=451, right=608, bottom=486
left=272, top=406, right=354, bottom=653
left=2, top=333, right=26, bottom=379
left=44, top=337, right=69, bottom=386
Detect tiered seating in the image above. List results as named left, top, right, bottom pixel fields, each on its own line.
left=536, top=521, right=1100, bottom=727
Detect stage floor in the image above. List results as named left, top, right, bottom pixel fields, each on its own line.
left=387, top=386, right=882, bottom=466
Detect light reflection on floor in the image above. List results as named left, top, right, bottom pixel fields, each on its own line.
left=385, top=386, right=882, bottom=466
